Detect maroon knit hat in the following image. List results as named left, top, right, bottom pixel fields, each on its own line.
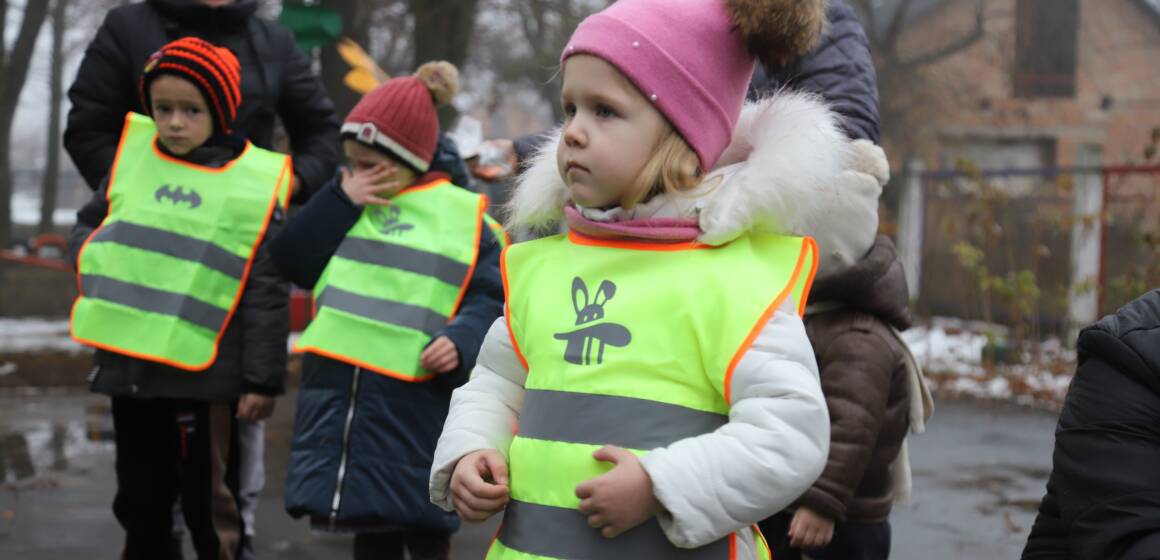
left=342, top=61, right=459, bottom=172
left=140, top=37, right=242, bottom=135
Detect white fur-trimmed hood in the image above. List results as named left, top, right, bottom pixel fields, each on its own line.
left=505, top=92, right=886, bottom=276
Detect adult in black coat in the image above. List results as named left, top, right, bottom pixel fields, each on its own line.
left=1022, top=289, right=1160, bottom=559
left=64, top=0, right=341, bottom=202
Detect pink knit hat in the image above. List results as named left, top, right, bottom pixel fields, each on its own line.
left=562, top=0, right=825, bottom=170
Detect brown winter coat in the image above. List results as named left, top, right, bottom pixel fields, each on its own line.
left=798, top=235, right=912, bottom=523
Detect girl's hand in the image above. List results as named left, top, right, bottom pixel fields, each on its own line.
left=788, top=506, right=835, bottom=550
left=340, top=163, right=402, bottom=206
left=236, top=393, right=275, bottom=422
left=575, top=445, right=661, bottom=538
left=450, top=449, right=510, bottom=522
left=421, top=336, right=460, bottom=374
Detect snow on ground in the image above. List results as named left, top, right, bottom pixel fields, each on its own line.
left=0, top=315, right=1077, bottom=408
left=904, top=318, right=1075, bottom=409
left=0, top=318, right=83, bottom=355
left=12, top=191, right=77, bottom=227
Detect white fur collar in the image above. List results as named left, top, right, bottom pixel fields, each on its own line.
left=506, top=91, right=851, bottom=234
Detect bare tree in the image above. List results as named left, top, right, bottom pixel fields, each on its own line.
left=851, top=0, right=987, bottom=155
left=475, top=0, right=606, bottom=123
left=409, top=0, right=482, bottom=128
left=0, top=0, right=51, bottom=249
left=319, top=0, right=385, bottom=118
left=39, top=0, right=68, bottom=234
left=314, top=0, right=481, bottom=127
left=410, top=0, right=481, bottom=71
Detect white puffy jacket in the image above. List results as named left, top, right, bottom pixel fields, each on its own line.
left=430, top=92, right=888, bottom=556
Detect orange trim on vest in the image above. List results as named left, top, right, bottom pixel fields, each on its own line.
left=448, top=194, right=489, bottom=321
left=150, top=135, right=253, bottom=174
left=796, top=237, right=819, bottom=316
left=722, top=236, right=816, bottom=404
left=71, top=112, right=286, bottom=371
left=728, top=532, right=738, bottom=560
left=489, top=220, right=511, bottom=246
left=567, top=230, right=711, bottom=252
left=299, top=180, right=485, bottom=379
left=499, top=244, right=530, bottom=371
left=299, top=345, right=437, bottom=383
left=277, top=157, right=294, bottom=209
left=753, top=524, right=770, bottom=558
left=395, top=177, right=450, bottom=197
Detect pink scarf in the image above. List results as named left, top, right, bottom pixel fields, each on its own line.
left=563, top=203, right=700, bottom=243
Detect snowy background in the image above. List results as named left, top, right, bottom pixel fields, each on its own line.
left=0, top=316, right=1077, bottom=408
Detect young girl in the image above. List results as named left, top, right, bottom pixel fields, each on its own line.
left=275, top=62, right=504, bottom=560
left=428, top=0, right=885, bottom=558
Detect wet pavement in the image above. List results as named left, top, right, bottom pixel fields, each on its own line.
left=0, top=391, right=1058, bottom=559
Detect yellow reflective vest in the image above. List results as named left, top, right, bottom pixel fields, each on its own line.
left=493, top=230, right=818, bottom=559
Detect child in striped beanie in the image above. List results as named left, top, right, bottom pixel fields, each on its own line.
left=140, top=36, right=243, bottom=156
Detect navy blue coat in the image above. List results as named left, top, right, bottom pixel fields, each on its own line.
left=275, top=175, right=504, bottom=533
left=748, top=0, right=880, bottom=142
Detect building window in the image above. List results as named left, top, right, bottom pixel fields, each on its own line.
left=1013, top=0, right=1079, bottom=98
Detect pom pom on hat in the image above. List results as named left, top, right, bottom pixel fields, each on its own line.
left=727, top=0, right=827, bottom=67
left=415, top=61, right=460, bottom=107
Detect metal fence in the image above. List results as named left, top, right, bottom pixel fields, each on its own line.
left=896, top=161, right=1160, bottom=340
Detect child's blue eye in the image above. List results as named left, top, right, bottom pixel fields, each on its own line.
left=595, top=104, right=617, bottom=118
left=563, top=103, right=576, bottom=118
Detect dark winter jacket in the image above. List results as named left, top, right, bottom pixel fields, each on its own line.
left=64, top=0, right=340, bottom=202
left=794, top=235, right=912, bottom=523
left=69, top=135, right=290, bottom=401
left=1022, top=289, right=1160, bottom=560
left=747, top=0, right=880, bottom=142
left=434, top=133, right=475, bottom=192
left=275, top=174, right=504, bottom=532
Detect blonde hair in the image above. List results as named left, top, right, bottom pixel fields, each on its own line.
left=619, top=125, right=702, bottom=209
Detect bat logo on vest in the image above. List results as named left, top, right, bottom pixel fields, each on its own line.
left=554, top=277, right=632, bottom=365
left=154, top=185, right=202, bottom=209
left=370, top=205, right=414, bottom=236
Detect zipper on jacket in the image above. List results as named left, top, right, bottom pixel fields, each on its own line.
left=329, top=366, right=361, bottom=528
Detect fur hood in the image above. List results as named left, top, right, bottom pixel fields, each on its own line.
left=505, top=92, right=886, bottom=276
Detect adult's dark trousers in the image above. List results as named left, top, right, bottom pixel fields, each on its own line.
left=353, top=530, right=452, bottom=560
left=111, top=396, right=243, bottom=560
left=759, top=510, right=891, bottom=560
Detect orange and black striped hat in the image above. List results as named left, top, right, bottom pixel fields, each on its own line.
left=140, top=37, right=242, bottom=135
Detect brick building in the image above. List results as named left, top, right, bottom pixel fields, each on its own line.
left=881, top=0, right=1160, bottom=169
left=871, top=0, right=1160, bottom=329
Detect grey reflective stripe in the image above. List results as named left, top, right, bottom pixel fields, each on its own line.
left=317, top=287, right=448, bottom=335
left=91, top=221, right=247, bottom=280
left=81, top=274, right=227, bottom=332
left=517, top=389, right=727, bottom=450
left=335, top=237, right=470, bottom=287
left=498, top=500, right=729, bottom=560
